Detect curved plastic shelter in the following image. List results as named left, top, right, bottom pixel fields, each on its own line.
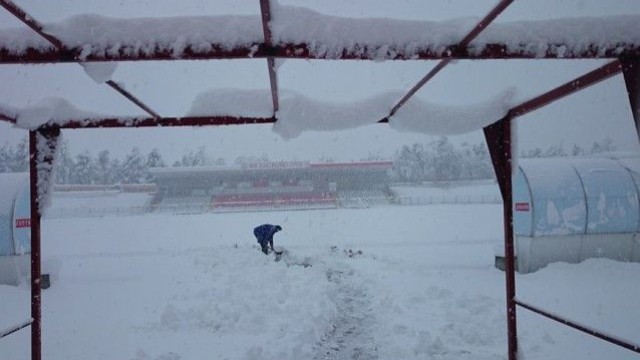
left=513, top=156, right=640, bottom=273
left=0, top=173, right=30, bottom=285
left=0, top=0, right=639, bottom=359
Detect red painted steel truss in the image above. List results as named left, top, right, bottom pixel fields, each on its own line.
left=1, top=1, right=639, bottom=360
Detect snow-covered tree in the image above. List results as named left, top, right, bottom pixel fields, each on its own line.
left=71, top=151, right=97, bottom=184
left=145, top=148, right=166, bottom=182
left=120, top=147, right=146, bottom=184
left=11, top=138, right=28, bottom=172
left=0, top=143, right=10, bottom=172
left=95, top=150, right=113, bottom=184
left=432, top=136, right=461, bottom=181
left=146, top=148, right=166, bottom=168
left=54, top=139, right=75, bottom=184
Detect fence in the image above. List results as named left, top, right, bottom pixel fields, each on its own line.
left=395, top=194, right=502, bottom=206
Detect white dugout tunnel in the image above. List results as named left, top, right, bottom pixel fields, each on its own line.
left=513, top=155, right=640, bottom=273
left=0, top=173, right=31, bottom=285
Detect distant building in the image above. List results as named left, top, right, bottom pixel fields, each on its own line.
left=149, top=161, right=394, bottom=212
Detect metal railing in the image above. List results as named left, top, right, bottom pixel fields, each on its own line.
left=395, top=194, right=502, bottom=206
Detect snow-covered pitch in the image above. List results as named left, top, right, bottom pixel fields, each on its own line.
left=1, top=203, right=638, bottom=360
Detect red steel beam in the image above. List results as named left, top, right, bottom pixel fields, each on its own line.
left=105, top=80, right=160, bottom=119
left=483, top=116, right=518, bottom=360
left=0, top=319, right=33, bottom=340
left=0, top=0, right=63, bottom=49
left=0, top=0, right=160, bottom=119
left=3, top=44, right=640, bottom=65
left=621, top=58, right=640, bottom=138
left=510, top=60, right=623, bottom=118
left=515, top=299, right=640, bottom=354
left=259, top=0, right=279, bottom=114
left=0, top=112, right=16, bottom=124
left=28, top=130, right=41, bottom=360
left=28, top=128, right=59, bottom=360
left=384, top=0, right=514, bottom=121
left=38, top=115, right=276, bottom=130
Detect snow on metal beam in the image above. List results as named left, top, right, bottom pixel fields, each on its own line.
left=384, top=0, right=513, bottom=122
left=3, top=42, right=639, bottom=64
left=260, top=0, right=279, bottom=115
left=510, top=60, right=623, bottom=118
left=0, top=0, right=160, bottom=119
left=38, top=115, right=276, bottom=130
left=105, top=80, right=160, bottom=119
left=0, top=0, right=63, bottom=49
left=0, top=112, right=16, bottom=124
left=515, top=298, right=640, bottom=355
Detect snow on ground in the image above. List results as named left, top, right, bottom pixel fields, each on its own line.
left=392, top=181, right=500, bottom=202
left=1, top=204, right=639, bottom=360
left=45, top=191, right=152, bottom=218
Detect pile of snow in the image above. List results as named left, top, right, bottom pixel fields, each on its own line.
left=188, top=89, right=273, bottom=118
left=476, top=16, right=640, bottom=57
left=1, top=6, right=639, bottom=60
left=5, top=98, right=106, bottom=130
left=390, top=87, right=516, bottom=135
left=0, top=102, right=19, bottom=122
left=188, top=87, right=516, bottom=139
left=270, top=4, right=471, bottom=60
left=80, top=62, right=118, bottom=84
left=34, top=132, right=59, bottom=212
left=1, top=204, right=638, bottom=359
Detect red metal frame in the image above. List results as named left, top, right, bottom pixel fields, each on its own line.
left=0, top=319, right=33, bottom=340
left=515, top=299, right=640, bottom=354
left=0, top=0, right=160, bottom=119
left=0, top=112, right=16, bottom=123
left=385, top=0, right=514, bottom=120
left=28, top=131, right=42, bottom=360
left=510, top=60, right=623, bottom=118
left=621, top=58, right=640, bottom=136
left=2, top=41, right=640, bottom=65
left=1, top=2, right=639, bottom=360
left=483, top=115, right=517, bottom=358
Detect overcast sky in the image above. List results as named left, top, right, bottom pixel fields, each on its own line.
left=1, top=0, right=639, bottom=163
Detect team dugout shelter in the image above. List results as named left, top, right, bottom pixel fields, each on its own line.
left=0, top=0, right=639, bottom=359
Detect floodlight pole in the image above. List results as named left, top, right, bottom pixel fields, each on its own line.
left=28, top=130, right=42, bottom=360
left=484, top=116, right=517, bottom=360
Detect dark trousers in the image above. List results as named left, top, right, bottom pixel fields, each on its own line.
left=260, top=242, right=269, bottom=255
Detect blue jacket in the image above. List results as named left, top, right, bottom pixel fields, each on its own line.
left=253, top=224, right=281, bottom=246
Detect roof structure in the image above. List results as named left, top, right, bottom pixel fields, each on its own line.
left=1, top=1, right=639, bottom=360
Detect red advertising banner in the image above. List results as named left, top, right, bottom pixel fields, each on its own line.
left=515, top=202, right=530, bottom=212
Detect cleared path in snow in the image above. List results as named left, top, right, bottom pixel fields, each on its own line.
left=314, top=264, right=378, bottom=360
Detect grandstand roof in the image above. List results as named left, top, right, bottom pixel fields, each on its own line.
left=150, top=161, right=393, bottom=178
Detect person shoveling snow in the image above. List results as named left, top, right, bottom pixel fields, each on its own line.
left=253, top=223, right=282, bottom=255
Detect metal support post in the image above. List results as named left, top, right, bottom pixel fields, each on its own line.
left=28, top=130, right=41, bottom=360
left=484, top=116, right=517, bottom=360
left=621, top=58, right=640, bottom=139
